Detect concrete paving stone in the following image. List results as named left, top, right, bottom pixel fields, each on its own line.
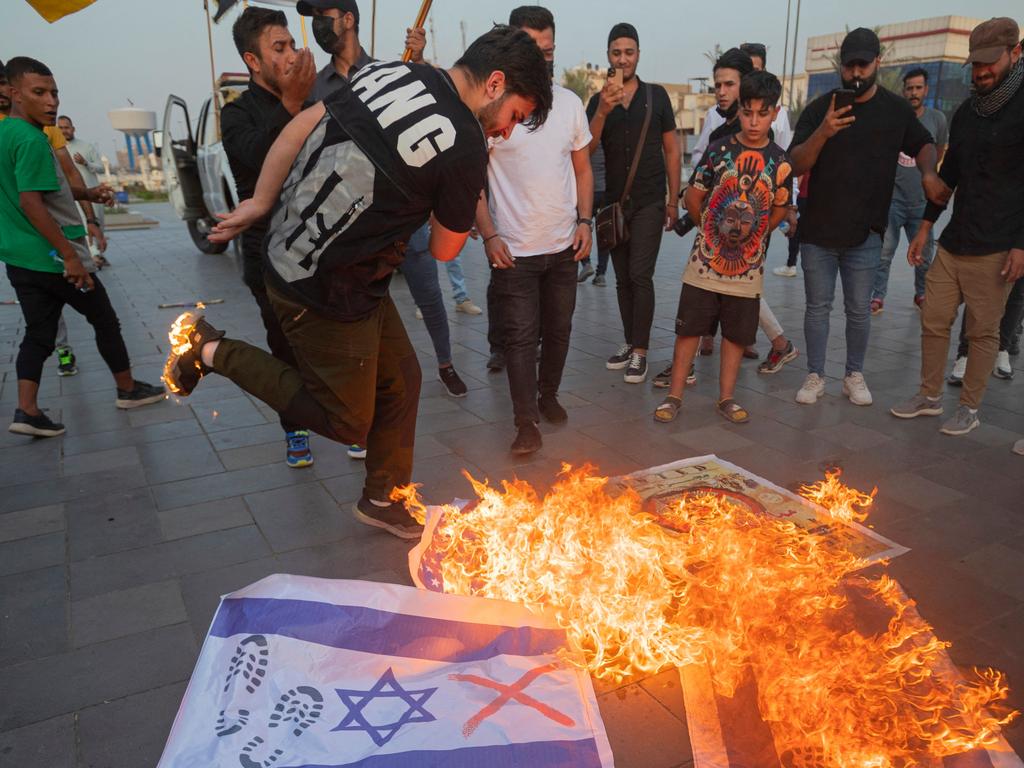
left=164, top=524, right=272, bottom=577
left=217, top=439, right=287, bottom=471
left=0, top=565, right=65, bottom=611
left=127, top=400, right=197, bottom=428
left=878, top=499, right=1018, bottom=562
left=207, top=421, right=290, bottom=451
left=245, top=482, right=364, bottom=553
left=414, top=407, right=487, bottom=434
left=638, top=666, right=690, bottom=727
left=322, top=472, right=369, bottom=505
left=273, top=534, right=415, bottom=584
left=0, top=532, right=64, bottom=576
left=0, top=622, right=196, bottom=731
left=158, top=496, right=253, bottom=541
left=138, top=433, right=223, bottom=485
left=597, top=681, right=694, bottom=768
left=0, top=585, right=68, bottom=665
left=914, top=458, right=1022, bottom=510
left=876, top=472, right=967, bottom=512
left=954, top=544, right=1024, bottom=602
left=77, top=682, right=188, bottom=768
left=0, top=714, right=75, bottom=768
left=670, top=422, right=756, bottom=455
left=150, top=461, right=308, bottom=510
left=810, top=420, right=893, bottom=451
left=0, top=503, right=64, bottom=543
left=72, top=579, right=188, bottom=648
left=192, top=394, right=268, bottom=433
left=178, top=556, right=280, bottom=642
left=60, top=417, right=203, bottom=456
left=60, top=445, right=141, bottom=479
left=66, top=486, right=162, bottom=561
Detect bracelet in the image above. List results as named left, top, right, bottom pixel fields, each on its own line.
left=86, top=217, right=100, bottom=226
left=576, top=217, right=593, bottom=228
left=482, top=233, right=500, bottom=243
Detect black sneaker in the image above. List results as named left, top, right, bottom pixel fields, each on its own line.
left=592, top=273, right=607, bottom=287
left=577, top=263, right=595, bottom=283
left=652, top=364, right=672, bottom=388
left=511, top=421, right=542, bottom=455
left=623, top=351, right=648, bottom=384
left=56, top=346, right=78, bottom=377
left=487, top=351, right=505, bottom=372
left=438, top=365, right=468, bottom=397
left=353, top=495, right=423, bottom=540
left=606, top=344, right=633, bottom=370
left=538, top=394, right=567, bottom=423
left=162, top=312, right=225, bottom=396
left=116, top=380, right=166, bottom=409
left=9, top=408, right=65, bottom=437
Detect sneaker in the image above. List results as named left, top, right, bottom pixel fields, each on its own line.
left=487, top=351, right=505, bottom=372
left=842, top=372, right=873, bottom=406
left=56, top=346, right=78, bottom=377
left=1012, top=438, right=1024, bottom=455
left=538, top=394, right=568, bottom=423
left=415, top=307, right=423, bottom=320
left=285, top=430, right=314, bottom=468
left=947, top=355, right=967, bottom=385
left=939, top=404, right=979, bottom=436
left=795, top=373, right=826, bottom=404
left=511, top=421, right=542, bottom=455
left=772, top=265, right=797, bottom=278
left=994, top=350, right=1013, bottom=380
left=592, top=273, right=607, bottom=287
left=890, top=393, right=943, bottom=419
left=353, top=495, right=423, bottom=540
left=606, top=344, right=633, bottom=370
left=348, top=444, right=367, bottom=459
left=438, top=365, right=468, bottom=397
left=914, top=295, right=925, bottom=310
left=743, top=345, right=759, bottom=360
left=699, top=336, right=714, bottom=356
left=8, top=408, right=65, bottom=437
left=115, top=380, right=166, bottom=409
left=577, top=263, right=595, bottom=283
left=623, top=351, right=648, bottom=384
left=758, top=341, right=798, bottom=374
left=870, top=298, right=884, bottom=315
left=162, top=312, right=224, bottom=396
left=652, top=364, right=673, bottom=388
left=455, top=299, right=483, bottom=315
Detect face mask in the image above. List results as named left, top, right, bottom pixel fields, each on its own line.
left=716, top=100, right=739, bottom=120
left=312, top=16, right=341, bottom=55
left=842, top=70, right=877, bottom=96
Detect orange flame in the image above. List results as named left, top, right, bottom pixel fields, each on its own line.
left=162, top=312, right=199, bottom=395
left=400, top=464, right=1016, bottom=764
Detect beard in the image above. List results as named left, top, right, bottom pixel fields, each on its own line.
left=842, top=70, right=877, bottom=96
left=477, top=95, right=506, bottom=137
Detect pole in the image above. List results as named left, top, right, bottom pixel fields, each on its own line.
left=300, top=15, right=309, bottom=48
left=788, top=0, right=802, bottom=111
left=402, top=0, right=433, bottom=62
left=203, top=0, right=221, bottom=139
left=781, top=0, right=792, bottom=107
left=370, top=0, right=377, bottom=58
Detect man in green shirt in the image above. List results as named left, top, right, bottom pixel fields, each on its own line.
left=0, top=57, right=164, bottom=437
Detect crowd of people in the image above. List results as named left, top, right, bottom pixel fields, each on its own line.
left=1, top=3, right=1021, bottom=540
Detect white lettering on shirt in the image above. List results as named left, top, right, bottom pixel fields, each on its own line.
left=366, top=81, right=437, bottom=129
left=397, top=113, right=456, bottom=167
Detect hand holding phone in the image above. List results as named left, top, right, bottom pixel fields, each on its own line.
left=599, top=67, right=624, bottom=115
left=833, top=88, right=856, bottom=111
left=820, top=90, right=856, bottom=139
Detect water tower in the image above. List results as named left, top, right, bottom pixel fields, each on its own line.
left=108, top=107, right=157, bottom=171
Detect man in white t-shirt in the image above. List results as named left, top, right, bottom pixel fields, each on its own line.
left=475, top=5, right=593, bottom=455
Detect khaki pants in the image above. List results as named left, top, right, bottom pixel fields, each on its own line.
left=213, top=284, right=421, bottom=500
left=919, top=246, right=1013, bottom=409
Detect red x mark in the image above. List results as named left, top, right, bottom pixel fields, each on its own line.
left=450, top=662, right=576, bottom=738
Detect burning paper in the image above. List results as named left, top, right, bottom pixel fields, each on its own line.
left=405, top=456, right=1018, bottom=766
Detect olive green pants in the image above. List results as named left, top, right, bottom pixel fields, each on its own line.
left=213, top=284, right=420, bottom=500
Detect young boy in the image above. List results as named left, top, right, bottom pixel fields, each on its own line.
left=655, top=70, right=791, bottom=424
left=1, top=57, right=164, bottom=437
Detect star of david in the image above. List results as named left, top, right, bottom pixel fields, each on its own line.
left=331, top=667, right=437, bottom=747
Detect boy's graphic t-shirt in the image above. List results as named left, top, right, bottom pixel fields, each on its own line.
left=684, top=135, right=792, bottom=299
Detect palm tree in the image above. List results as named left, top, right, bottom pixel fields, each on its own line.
left=703, top=44, right=724, bottom=66
left=562, top=68, right=595, bottom=103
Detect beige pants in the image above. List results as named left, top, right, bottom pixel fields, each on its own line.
left=919, top=246, right=1013, bottom=409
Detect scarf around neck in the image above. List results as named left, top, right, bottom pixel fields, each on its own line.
left=972, top=58, right=1024, bottom=117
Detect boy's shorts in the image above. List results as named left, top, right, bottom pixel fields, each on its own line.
left=675, top=283, right=759, bottom=347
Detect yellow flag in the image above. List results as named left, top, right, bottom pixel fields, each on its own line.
left=25, top=0, right=98, bottom=23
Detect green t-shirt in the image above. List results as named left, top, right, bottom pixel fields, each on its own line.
left=0, top=116, right=87, bottom=273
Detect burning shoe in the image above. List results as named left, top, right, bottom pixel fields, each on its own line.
left=353, top=495, right=423, bottom=540
left=162, top=312, right=225, bottom=397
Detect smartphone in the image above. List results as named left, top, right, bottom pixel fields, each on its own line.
left=833, top=88, right=856, bottom=111
left=607, top=67, right=621, bottom=88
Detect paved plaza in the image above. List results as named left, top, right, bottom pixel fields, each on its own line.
left=0, top=202, right=1021, bottom=766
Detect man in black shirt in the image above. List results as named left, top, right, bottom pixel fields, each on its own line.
left=163, top=27, right=551, bottom=539
left=587, top=22, right=680, bottom=385
left=891, top=18, right=1024, bottom=439
left=221, top=7, right=316, bottom=469
left=788, top=27, right=942, bottom=409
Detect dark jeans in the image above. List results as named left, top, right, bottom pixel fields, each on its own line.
left=400, top=224, right=452, bottom=366
left=213, top=285, right=420, bottom=500
left=611, top=201, right=663, bottom=349
left=582, top=191, right=611, bottom=276
left=490, top=248, right=578, bottom=426
left=248, top=281, right=302, bottom=433
left=787, top=197, right=806, bottom=268
left=6, top=264, right=130, bottom=383
left=956, top=275, right=1024, bottom=357
left=487, top=275, right=503, bottom=355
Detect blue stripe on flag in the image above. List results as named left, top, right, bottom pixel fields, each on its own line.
left=210, top=597, right=566, bottom=662
left=285, top=738, right=604, bottom=767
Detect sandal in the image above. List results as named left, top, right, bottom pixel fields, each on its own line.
left=717, top=398, right=749, bottom=423
left=654, top=395, right=682, bottom=423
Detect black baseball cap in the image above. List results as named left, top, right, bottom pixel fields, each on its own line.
left=608, top=23, right=639, bottom=48
left=297, top=0, right=359, bottom=20
left=840, top=27, right=880, bottom=66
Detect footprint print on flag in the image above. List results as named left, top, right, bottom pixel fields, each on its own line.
left=238, top=686, right=325, bottom=768
left=215, top=634, right=269, bottom=737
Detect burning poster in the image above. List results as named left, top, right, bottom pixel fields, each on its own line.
left=157, top=575, right=614, bottom=768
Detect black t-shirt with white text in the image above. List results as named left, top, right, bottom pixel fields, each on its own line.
left=789, top=86, right=933, bottom=249
left=265, top=62, right=487, bottom=320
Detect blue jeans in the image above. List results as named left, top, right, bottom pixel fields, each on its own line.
left=401, top=224, right=451, bottom=366
left=873, top=196, right=934, bottom=300
left=444, top=256, right=469, bottom=304
left=801, top=233, right=881, bottom=376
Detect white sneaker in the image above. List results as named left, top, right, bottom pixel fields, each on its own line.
left=947, top=355, right=967, bottom=385
left=415, top=307, right=423, bottom=320
left=1012, top=438, right=1024, bottom=456
left=795, top=373, right=826, bottom=404
left=994, top=350, right=1013, bottom=379
left=455, top=299, right=483, bottom=315
left=842, top=372, right=873, bottom=406
left=772, top=265, right=797, bottom=278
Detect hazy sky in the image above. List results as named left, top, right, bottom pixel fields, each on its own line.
left=7, top=0, right=1016, bottom=158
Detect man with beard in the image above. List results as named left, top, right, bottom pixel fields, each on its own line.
left=221, top=7, right=317, bottom=468
left=891, top=18, right=1024, bottom=441
left=163, top=27, right=551, bottom=539
left=788, top=27, right=944, bottom=408
left=870, top=68, right=948, bottom=314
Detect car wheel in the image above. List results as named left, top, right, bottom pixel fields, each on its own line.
left=187, top=218, right=229, bottom=254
